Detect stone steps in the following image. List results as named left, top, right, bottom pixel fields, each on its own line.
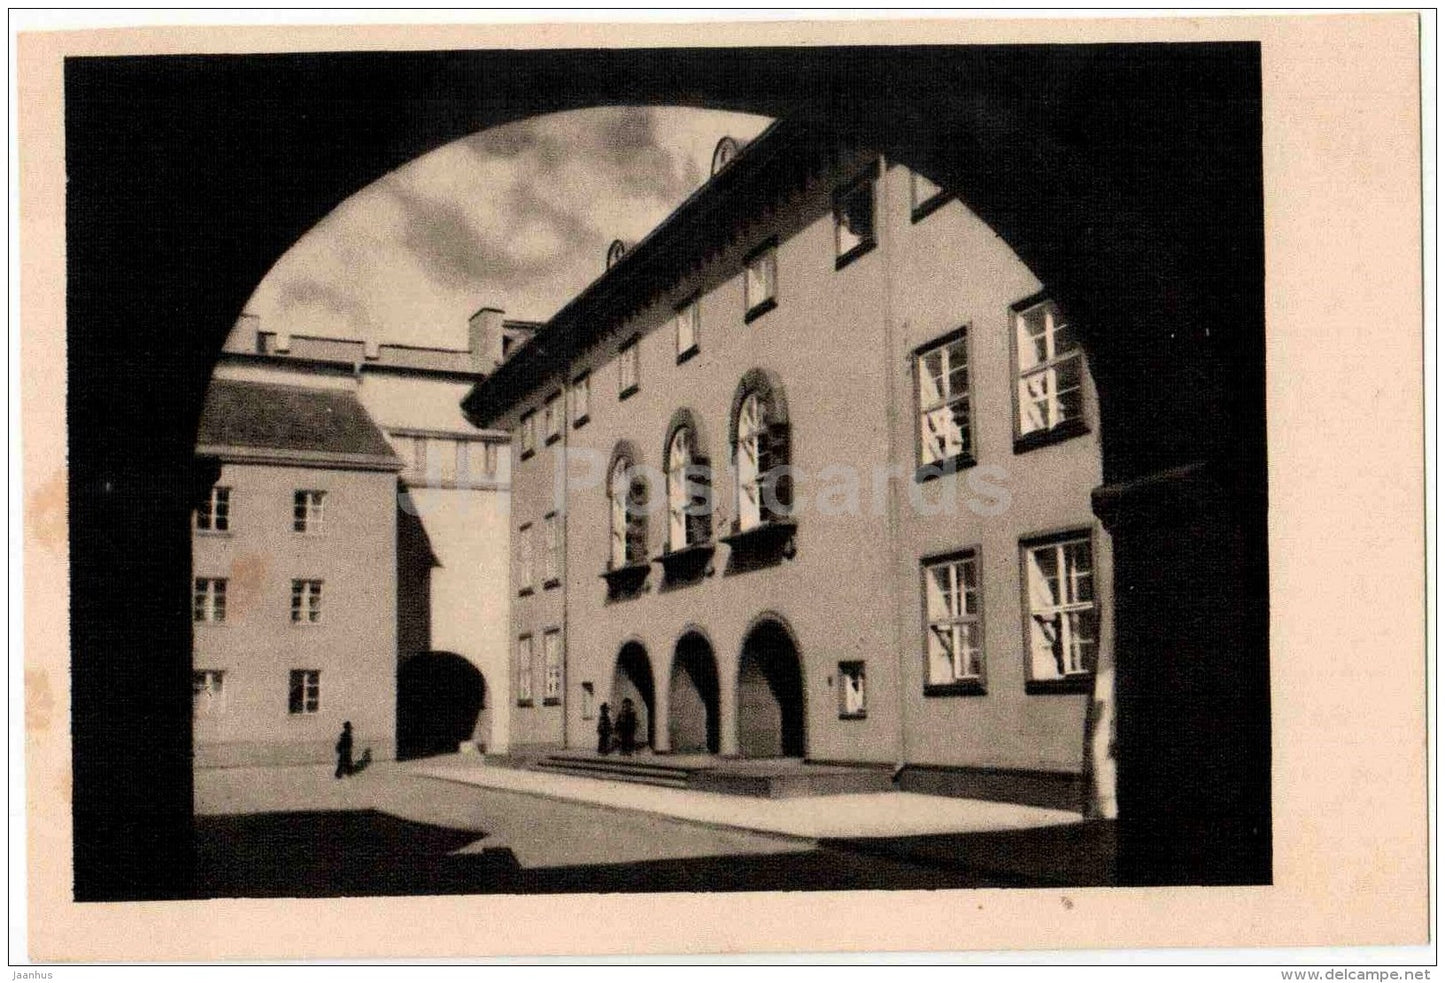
left=530, top=755, right=692, bottom=789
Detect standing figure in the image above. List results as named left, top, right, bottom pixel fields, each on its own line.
left=596, top=702, right=613, bottom=755
left=335, top=721, right=354, bottom=779
left=616, top=698, right=638, bottom=757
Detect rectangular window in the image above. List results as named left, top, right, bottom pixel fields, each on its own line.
left=517, top=636, right=534, bottom=705
left=910, top=170, right=949, bottom=221
left=519, top=411, right=537, bottom=458
left=923, top=552, right=984, bottom=692
left=293, top=490, right=326, bottom=534
left=518, top=523, right=534, bottom=594
left=543, top=392, right=562, bottom=444
left=572, top=372, right=591, bottom=426
left=1014, top=298, right=1087, bottom=447
left=192, top=670, right=226, bottom=716
left=193, top=577, right=227, bottom=623
left=196, top=486, right=231, bottom=532
left=290, top=579, right=323, bottom=624
left=834, top=172, right=877, bottom=267
left=675, top=298, right=700, bottom=361
left=543, top=629, right=562, bottom=705
left=838, top=661, right=867, bottom=719
left=580, top=681, right=595, bottom=720
left=743, top=242, right=778, bottom=322
left=413, top=436, right=429, bottom=479
left=288, top=669, right=320, bottom=714
left=618, top=337, right=640, bottom=398
left=1022, top=533, right=1097, bottom=691
left=915, top=328, right=974, bottom=473
left=543, top=512, right=560, bottom=586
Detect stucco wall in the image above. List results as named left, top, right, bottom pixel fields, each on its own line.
left=192, top=461, right=398, bottom=766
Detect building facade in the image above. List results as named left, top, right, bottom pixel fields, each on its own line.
left=463, top=120, right=1115, bottom=811
left=194, top=312, right=531, bottom=765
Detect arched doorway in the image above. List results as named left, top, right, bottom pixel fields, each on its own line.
left=611, top=641, right=655, bottom=750
left=736, top=617, right=805, bottom=758
left=670, top=632, right=720, bottom=754
left=396, top=651, right=486, bottom=760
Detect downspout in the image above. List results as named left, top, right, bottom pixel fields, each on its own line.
left=877, top=154, right=910, bottom=780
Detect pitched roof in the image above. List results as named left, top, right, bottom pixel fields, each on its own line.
left=196, top=379, right=399, bottom=465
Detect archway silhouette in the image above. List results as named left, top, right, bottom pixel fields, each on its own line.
left=65, top=43, right=1269, bottom=897
left=735, top=618, right=805, bottom=759
left=611, top=641, right=656, bottom=751
left=669, top=631, right=720, bottom=754
left=396, top=652, right=486, bottom=760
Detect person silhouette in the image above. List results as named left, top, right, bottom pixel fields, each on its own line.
left=596, top=702, right=613, bottom=755
left=335, top=721, right=354, bottom=779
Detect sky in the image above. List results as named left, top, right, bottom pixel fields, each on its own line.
left=242, top=107, right=774, bottom=350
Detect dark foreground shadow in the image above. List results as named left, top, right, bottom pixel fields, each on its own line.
left=194, top=810, right=1111, bottom=898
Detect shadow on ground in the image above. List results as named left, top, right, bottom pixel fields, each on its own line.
left=194, top=809, right=1113, bottom=898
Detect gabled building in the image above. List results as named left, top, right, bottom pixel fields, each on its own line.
left=462, top=119, right=1114, bottom=811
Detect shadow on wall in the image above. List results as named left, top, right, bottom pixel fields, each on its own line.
left=397, top=652, right=486, bottom=760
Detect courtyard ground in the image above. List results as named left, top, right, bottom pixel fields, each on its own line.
left=194, top=758, right=1113, bottom=897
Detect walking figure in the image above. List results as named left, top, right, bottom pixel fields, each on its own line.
left=335, top=721, right=354, bottom=779
left=616, top=698, right=638, bottom=757
left=596, top=702, right=613, bottom=755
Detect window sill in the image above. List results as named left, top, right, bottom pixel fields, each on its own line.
left=290, top=621, right=323, bottom=628
left=618, top=383, right=639, bottom=402
left=600, top=561, right=650, bottom=596
left=915, top=452, right=976, bottom=483
left=518, top=586, right=535, bottom=598
left=544, top=433, right=561, bottom=446
left=542, top=697, right=561, bottom=707
left=676, top=344, right=700, bottom=365
left=910, top=192, right=952, bottom=224
left=1013, top=418, right=1090, bottom=455
left=516, top=699, right=534, bottom=708
left=195, top=529, right=233, bottom=538
left=743, top=296, right=777, bottom=325
left=653, top=542, right=715, bottom=582
left=573, top=414, right=590, bottom=429
left=834, top=238, right=876, bottom=271
left=1025, top=677, right=1092, bottom=696
left=924, top=680, right=987, bottom=698
left=838, top=711, right=868, bottom=721
left=542, top=577, right=561, bottom=590
left=520, top=448, right=536, bottom=461
left=720, top=518, right=797, bottom=561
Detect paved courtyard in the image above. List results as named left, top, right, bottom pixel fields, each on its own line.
left=194, top=759, right=1112, bottom=897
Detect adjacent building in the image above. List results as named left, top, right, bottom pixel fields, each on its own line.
left=192, top=312, right=534, bottom=765
left=462, top=119, right=1114, bottom=810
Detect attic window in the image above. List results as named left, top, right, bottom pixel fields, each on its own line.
left=606, top=239, right=630, bottom=270
left=711, top=135, right=740, bottom=176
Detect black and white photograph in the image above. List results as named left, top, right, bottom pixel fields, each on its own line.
left=13, top=10, right=1429, bottom=965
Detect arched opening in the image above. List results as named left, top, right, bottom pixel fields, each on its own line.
left=610, top=641, right=656, bottom=751
left=669, top=631, right=720, bottom=754
left=396, top=651, right=486, bottom=760
left=736, top=617, right=805, bottom=758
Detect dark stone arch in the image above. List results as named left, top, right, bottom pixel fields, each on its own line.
left=610, top=640, right=656, bottom=751
left=735, top=613, right=806, bottom=759
left=725, top=367, right=790, bottom=453
left=669, top=628, right=721, bottom=754
left=396, top=652, right=486, bottom=760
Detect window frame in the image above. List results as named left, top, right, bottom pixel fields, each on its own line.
left=572, top=372, right=591, bottom=428
left=912, top=324, right=977, bottom=481
left=292, top=489, right=326, bottom=535
left=192, top=669, right=226, bottom=717
left=193, top=577, right=227, bottom=624
left=518, top=521, right=535, bottom=595
left=617, top=335, right=640, bottom=400
left=837, top=661, right=867, bottom=719
left=833, top=168, right=878, bottom=270
left=542, top=628, right=563, bottom=706
left=1019, top=528, right=1099, bottom=695
left=1010, top=293, right=1090, bottom=454
left=290, top=579, right=323, bottom=625
left=196, top=485, right=231, bottom=533
left=516, top=634, right=535, bottom=706
left=909, top=169, right=952, bottom=223
left=542, top=511, right=561, bottom=588
left=920, top=547, right=987, bottom=697
left=542, top=391, right=562, bottom=445
left=742, top=239, right=778, bottom=324
left=287, top=669, right=321, bottom=715
left=519, top=410, right=537, bottom=459
left=675, top=295, right=701, bottom=363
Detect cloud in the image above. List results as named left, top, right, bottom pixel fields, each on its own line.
left=245, top=106, right=773, bottom=347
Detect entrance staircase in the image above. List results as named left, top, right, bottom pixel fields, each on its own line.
left=528, top=750, right=895, bottom=798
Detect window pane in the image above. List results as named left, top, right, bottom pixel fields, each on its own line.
left=745, top=249, right=776, bottom=311
left=836, top=180, right=874, bottom=257
left=1027, top=547, right=1062, bottom=610
left=918, top=349, right=946, bottom=407
left=956, top=622, right=982, bottom=678
left=1017, top=306, right=1050, bottom=370
left=927, top=624, right=956, bottom=684
left=1030, top=612, right=1065, bottom=680
left=911, top=171, right=942, bottom=210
